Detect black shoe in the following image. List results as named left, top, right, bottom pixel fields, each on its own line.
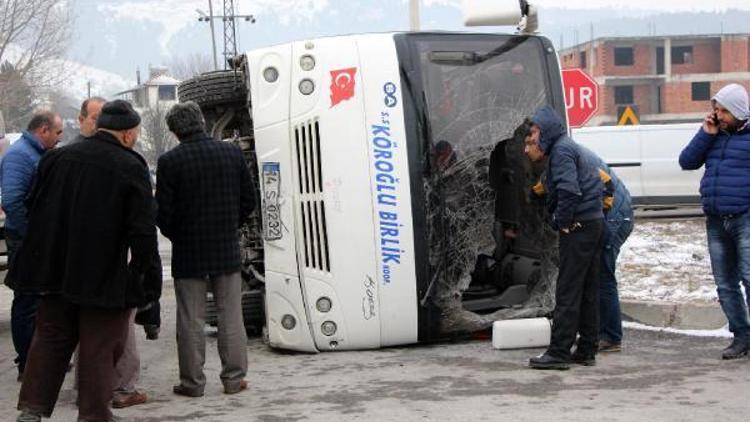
left=598, top=340, right=622, bottom=353
left=173, top=384, right=204, bottom=397
left=529, top=353, right=570, bottom=370
left=571, top=351, right=596, bottom=366
left=721, top=338, right=750, bottom=360
left=16, top=410, right=42, bottom=422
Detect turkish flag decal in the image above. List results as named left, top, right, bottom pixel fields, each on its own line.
left=330, top=67, right=357, bottom=108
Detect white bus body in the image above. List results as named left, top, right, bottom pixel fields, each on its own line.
left=181, top=29, right=567, bottom=352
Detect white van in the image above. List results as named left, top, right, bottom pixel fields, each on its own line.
left=573, top=123, right=702, bottom=207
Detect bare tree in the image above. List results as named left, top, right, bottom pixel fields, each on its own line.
left=0, top=0, right=74, bottom=129
left=167, top=53, right=214, bottom=81
left=136, top=103, right=178, bottom=168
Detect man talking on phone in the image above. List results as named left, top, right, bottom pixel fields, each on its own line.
left=680, top=83, right=750, bottom=360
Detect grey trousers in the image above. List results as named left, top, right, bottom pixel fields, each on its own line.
left=175, top=272, right=247, bottom=394
left=113, top=310, right=140, bottom=398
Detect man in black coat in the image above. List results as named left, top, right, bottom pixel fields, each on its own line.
left=524, top=106, right=606, bottom=370
left=156, top=101, right=254, bottom=397
left=12, top=100, right=160, bottom=422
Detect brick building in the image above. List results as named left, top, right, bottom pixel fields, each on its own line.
left=559, top=34, right=750, bottom=126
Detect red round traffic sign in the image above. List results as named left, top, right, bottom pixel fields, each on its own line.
left=562, top=69, right=599, bottom=128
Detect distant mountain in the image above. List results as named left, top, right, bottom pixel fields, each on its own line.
left=57, top=60, right=134, bottom=100
left=2, top=43, right=133, bottom=99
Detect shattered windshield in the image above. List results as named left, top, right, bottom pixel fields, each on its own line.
left=400, top=34, right=564, bottom=334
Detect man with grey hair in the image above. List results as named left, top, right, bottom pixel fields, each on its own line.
left=680, top=83, right=750, bottom=360
left=13, top=100, right=160, bottom=422
left=156, top=101, right=254, bottom=397
left=66, top=95, right=151, bottom=410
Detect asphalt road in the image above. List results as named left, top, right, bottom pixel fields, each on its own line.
left=1, top=235, right=748, bottom=421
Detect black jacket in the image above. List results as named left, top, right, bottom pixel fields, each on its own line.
left=9, top=131, right=161, bottom=308
left=156, top=133, right=254, bottom=279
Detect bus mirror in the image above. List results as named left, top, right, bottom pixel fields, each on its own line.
left=463, top=0, right=539, bottom=33
left=463, top=0, right=522, bottom=27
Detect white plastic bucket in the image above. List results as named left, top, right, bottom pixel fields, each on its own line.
left=492, top=318, right=551, bottom=350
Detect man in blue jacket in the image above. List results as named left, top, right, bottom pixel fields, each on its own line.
left=524, top=106, right=606, bottom=370
left=0, top=111, right=63, bottom=380
left=679, top=83, right=750, bottom=360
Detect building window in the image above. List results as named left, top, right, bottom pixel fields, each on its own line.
left=614, top=47, right=634, bottom=66
left=671, top=46, right=694, bottom=65
left=691, top=82, right=710, bottom=101
left=614, top=85, right=634, bottom=105
left=158, top=85, right=176, bottom=101
left=580, top=51, right=587, bottom=68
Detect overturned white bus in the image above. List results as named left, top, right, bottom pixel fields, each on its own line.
left=178, top=1, right=566, bottom=352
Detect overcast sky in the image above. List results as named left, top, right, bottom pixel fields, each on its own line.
left=66, top=0, right=750, bottom=89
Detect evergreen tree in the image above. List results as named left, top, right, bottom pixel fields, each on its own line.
left=0, top=61, right=34, bottom=132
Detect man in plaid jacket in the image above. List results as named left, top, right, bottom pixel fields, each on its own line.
left=156, top=101, right=254, bottom=397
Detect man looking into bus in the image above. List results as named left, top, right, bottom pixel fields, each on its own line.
left=523, top=106, right=605, bottom=370
left=679, top=83, right=750, bottom=360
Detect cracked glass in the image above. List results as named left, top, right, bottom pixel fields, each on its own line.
left=404, top=35, right=564, bottom=334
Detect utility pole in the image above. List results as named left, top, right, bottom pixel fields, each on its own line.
left=197, top=0, right=255, bottom=69
left=223, top=0, right=238, bottom=62
left=409, top=0, right=420, bottom=31
left=208, top=0, right=219, bottom=70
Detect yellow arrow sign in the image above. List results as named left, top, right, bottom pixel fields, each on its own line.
left=617, top=105, right=640, bottom=126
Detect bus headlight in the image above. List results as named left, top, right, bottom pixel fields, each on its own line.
left=281, top=314, right=296, bottom=330
left=300, top=55, right=316, bottom=71
left=321, top=321, right=337, bottom=336
left=263, top=67, right=279, bottom=83
left=299, top=79, right=315, bottom=95
left=316, top=297, right=332, bottom=313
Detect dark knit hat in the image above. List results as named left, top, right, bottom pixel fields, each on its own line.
left=97, top=100, right=141, bottom=131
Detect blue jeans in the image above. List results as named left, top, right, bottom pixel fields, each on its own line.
left=6, top=232, right=41, bottom=374
left=599, top=218, right=634, bottom=344
left=706, top=211, right=750, bottom=340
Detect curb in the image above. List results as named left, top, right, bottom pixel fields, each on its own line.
left=621, top=299, right=727, bottom=330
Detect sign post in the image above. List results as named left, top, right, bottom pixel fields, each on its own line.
left=562, top=69, right=599, bottom=128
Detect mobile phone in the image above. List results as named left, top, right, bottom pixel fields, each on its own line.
left=711, top=112, right=719, bottom=126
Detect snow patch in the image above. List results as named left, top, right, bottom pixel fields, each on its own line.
left=618, top=218, right=717, bottom=304
left=624, top=321, right=731, bottom=338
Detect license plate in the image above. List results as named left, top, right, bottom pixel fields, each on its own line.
left=262, top=162, right=282, bottom=241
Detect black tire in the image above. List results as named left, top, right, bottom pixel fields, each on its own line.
left=178, top=70, right=248, bottom=109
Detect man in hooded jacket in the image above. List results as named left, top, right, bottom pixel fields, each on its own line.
left=523, top=106, right=606, bottom=370
left=680, top=83, right=750, bottom=360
